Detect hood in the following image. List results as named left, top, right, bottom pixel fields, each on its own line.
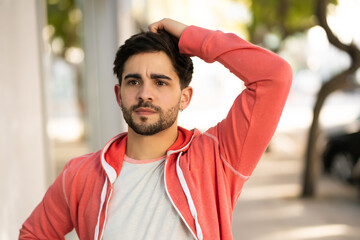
left=101, top=127, right=200, bottom=183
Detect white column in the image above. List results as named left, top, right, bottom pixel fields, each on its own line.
left=0, top=0, right=49, bottom=239
left=117, top=0, right=136, bottom=45
left=80, top=0, right=126, bottom=151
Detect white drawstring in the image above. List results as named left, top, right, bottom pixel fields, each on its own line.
left=94, top=179, right=108, bottom=240
left=176, top=152, right=203, bottom=240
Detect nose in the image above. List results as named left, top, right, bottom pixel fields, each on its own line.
left=137, top=82, right=154, bottom=102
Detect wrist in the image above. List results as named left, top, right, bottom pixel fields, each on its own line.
left=163, top=18, right=188, bottom=38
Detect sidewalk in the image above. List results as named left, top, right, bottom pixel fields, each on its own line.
left=232, top=150, right=360, bottom=240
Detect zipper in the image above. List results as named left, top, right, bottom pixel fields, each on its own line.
left=163, top=154, right=198, bottom=240
left=94, top=178, right=108, bottom=240
left=98, top=187, right=113, bottom=240
left=175, top=152, right=203, bottom=240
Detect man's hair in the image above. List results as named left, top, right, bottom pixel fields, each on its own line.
left=113, top=30, right=193, bottom=89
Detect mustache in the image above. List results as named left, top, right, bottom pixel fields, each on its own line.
left=130, top=100, right=161, bottom=112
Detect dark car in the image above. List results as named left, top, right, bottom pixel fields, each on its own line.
left=323, top=130, right=360, bottom=183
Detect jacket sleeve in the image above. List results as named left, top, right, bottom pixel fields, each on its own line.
left=179, top=26, right=292, bottom=198
left=19, top=163, right=74, bottom=239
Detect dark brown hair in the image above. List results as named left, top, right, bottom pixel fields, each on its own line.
left=113, top=30, right=193, bottom=89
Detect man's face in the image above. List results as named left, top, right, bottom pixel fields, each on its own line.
left=115, top=51, right=190, bottom=136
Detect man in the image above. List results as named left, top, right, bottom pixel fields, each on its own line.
left=20, top=18, right=292, bottom=239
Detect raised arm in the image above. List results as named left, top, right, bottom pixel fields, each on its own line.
left=178, top=24, right=292, bottom=197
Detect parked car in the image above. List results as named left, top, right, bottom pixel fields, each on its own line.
left=323, top=130, right=360, bottom=184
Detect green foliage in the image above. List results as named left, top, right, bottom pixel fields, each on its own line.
left=247, top=0, right=337, bottom=46
left=46, top=0, right=82, bottom=55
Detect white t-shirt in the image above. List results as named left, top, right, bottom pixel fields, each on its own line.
left=102, top=155, right=194, bottom=240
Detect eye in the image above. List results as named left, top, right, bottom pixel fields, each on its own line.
left=156, top=80, right=167, bottom=86
left=127, top=79, right=139, bottom=86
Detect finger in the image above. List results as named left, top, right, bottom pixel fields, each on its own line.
left=148, top=20, right=165, bottom=33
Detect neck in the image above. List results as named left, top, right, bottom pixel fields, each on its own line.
left=125, top=124, right=178, bottom=160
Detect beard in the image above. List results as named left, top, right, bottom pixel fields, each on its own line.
left=121, top=99, right=180, bottom=136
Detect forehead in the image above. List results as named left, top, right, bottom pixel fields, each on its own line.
left=123, top=51, right=176, bottom=75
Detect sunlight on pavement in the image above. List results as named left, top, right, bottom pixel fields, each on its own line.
left=239, top=203, right=306, bottom=221
left=259, top=224, right=360, bottom=240
left=241, top=183, right=301, bottom=201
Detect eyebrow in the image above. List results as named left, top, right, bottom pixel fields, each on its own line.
left=124, top=73, right=172, bottom=80
left=151, top=74, right=172, bottom=80
left=124, top=73, right=141, bottom=80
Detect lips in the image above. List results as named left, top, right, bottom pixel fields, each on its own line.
left=134, top=107, right=157, bottom=115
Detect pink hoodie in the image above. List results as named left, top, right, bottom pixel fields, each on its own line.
left=20, top=25, right=292, bottom=239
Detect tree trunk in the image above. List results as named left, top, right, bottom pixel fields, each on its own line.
left=302, top=0, right=360, bottom=197
left=302, top=71, right=354, bottom=197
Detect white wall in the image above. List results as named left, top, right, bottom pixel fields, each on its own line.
left=0, top=0, right=49, bottom=239
left=80, top=0, right=126, bottom=151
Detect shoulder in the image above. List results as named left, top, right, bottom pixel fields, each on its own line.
left=63, top=150, right=103, bottom=181
left=186, top=128, right=220, bottom=156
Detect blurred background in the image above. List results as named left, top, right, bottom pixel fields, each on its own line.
left=1, top=0, right=360, bottom=239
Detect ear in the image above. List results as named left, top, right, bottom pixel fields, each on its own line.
left=179, top=86, right=193, bottom=111
left=114, top=84, right=122, bottom=107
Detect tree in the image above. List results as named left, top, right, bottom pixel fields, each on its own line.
left=248, top=0, right=319, bottom=49
left=245, top=0, right=360, bottom=197
left=46, top=0, right=82, bottom=56
left=302, top=0, right=360, bottom=197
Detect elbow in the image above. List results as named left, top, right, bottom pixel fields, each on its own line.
left=272, top=57, right=293, bottom=94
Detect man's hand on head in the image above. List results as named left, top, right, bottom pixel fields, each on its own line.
left=148, top=18, right=188, bottom=39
